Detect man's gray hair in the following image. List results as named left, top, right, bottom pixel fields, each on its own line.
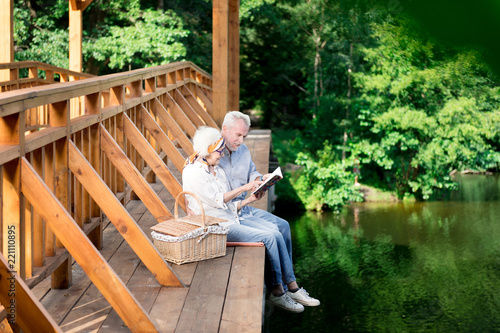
left=193, top=126, right=222, bottom=157
left=222, top=111, right=251, bottom=129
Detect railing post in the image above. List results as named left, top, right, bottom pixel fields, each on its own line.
left=0, top=112, right=26, bottom=278
left=48, top=100, right=72, bottom=289
left=83, top=92, right=102, bottom=250
left=32, top=148, right=46, bottom=267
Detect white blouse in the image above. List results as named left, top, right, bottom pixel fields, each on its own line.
left=182, top=160, right=240, bottom=227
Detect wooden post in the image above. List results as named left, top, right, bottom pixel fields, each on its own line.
left=32, top=149, right=46, bottom=267
left=0, top=113, right=25, bottom=278
left=0, top=0, right=14, bottom=81
left=69, top=0, right=82, bottom=73
left=48, top=101, right=72, bottom=289
left=228, top=0, right=240, bottom=111
left=213, top=0, right=229, bottom=126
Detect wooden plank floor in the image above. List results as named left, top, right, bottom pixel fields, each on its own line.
left=31, top=129, right=270, bottom=333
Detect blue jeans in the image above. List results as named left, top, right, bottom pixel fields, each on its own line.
left=241, top=206, right=293, bottom=265
left=227, top=220, right=296, bottom=287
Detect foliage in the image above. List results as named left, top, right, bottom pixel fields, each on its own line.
left=291, top=143, right=363, bottom=211
left=14, top=0, right=69, bottom=68
left=84, top=6, right=187, bottom=72
left=352, top=17, right=500, bottom=199
left=14, top=0, right=189, bottom=74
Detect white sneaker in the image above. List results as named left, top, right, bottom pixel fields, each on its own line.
left=287, top=288, right=320, bottom=306
left=269, top=293, right=305, bottom=313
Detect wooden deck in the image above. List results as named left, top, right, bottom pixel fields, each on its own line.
left=29, top=130, right=270, bottom=333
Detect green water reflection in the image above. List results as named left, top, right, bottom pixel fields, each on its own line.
left=267, top=175, right=500, bottom=332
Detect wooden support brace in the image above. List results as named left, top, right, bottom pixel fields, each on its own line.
left=181, top=86, right=220, bottom=130
left=154, top=97, right=194, bottom=155
left=0, top=253, right=61, bottom=333
left=172, top=89, right=205, bottom=128
left=123, top=114, right=186, bottom=212
left=165, top=93, right=197, bottom=137
left=195, top=85, right=213, bottom=115
left=140, top=107, right=186, bottom=172
left=68, top=141, right=183, bottom=287
left=20, top=158, right=159, bottom=332
left=99, top=125, right=178, bottom=218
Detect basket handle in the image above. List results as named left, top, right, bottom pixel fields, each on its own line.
left=174, top=191, right=206, bottom=228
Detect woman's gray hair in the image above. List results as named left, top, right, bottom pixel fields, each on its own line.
left=193, top=126, right=222, bottom=157
left=222, top=111, right=251, bottom=129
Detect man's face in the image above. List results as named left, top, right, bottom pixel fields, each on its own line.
left=222, top=118, right=249, bottom=152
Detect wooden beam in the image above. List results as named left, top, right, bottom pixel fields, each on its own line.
left=195, top=86, right=213, bottom=116
left=213, top=0, right=229, bottom=126
left=154, top=97, right=194, bottom=155
left=69, top=0, right=82, bottom=73
left=0, top=0, right=14, bottom=82
left=123, top=114, right=186, bottom=212
left=20, top=158, right=160, bottom=332
left=0, top=254, right=62, bottom=332
left=181, top=86, right=220, bottom=130
left=140, top=107, right=186, bottom=172
left=172, top=89, right=205, bottom=128
left=0, top=112, right=25, bottom=277
left=79, top=0, right=94, bottom=11
left=228, top=0, right=240, bottom=111
left=100, top=125, right=172, bottom=218
left=166, top=93, right=197, bottom=137
left=68, top=140, right=183, bottom=287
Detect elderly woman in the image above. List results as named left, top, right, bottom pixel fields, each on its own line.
left=182, top=126, right=319, bottom=313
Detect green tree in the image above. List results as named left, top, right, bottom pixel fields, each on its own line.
left=353, top=17, right=500, bottom=199
left=14, top=0, right=189, bottom=74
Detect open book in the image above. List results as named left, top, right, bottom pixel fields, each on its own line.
left=251, top=167, right=283, bottom=197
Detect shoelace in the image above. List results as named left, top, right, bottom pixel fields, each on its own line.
left=298, top=288, right=311, bottom=298
left=284, top=294, right=299, bottom=307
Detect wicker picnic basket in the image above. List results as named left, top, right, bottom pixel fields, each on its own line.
left=151, top=191, right=229, bottom=265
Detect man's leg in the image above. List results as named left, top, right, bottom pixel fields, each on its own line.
left=227, top=223, right=286, bottom=287
left=246, top=207, right=293, bottom=264
left=240, top=217, right=296, bottom=286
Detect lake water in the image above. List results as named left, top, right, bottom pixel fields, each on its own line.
left=266, top=175, right=500, bottom=332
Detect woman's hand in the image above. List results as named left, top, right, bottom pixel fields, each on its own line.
left=245, top=180, right=263, bottom=192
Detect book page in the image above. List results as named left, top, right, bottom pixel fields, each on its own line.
left=251, top=167, right=283, bottom=196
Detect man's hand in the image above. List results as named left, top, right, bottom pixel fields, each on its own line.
left=256, top=173, right=272, bottom=182
left=246, top=193, right=261, bottom=204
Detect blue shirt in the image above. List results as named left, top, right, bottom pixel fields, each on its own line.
left=218, top=144, right=262, bottom=202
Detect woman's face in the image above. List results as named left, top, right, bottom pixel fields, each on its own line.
left=205, top=147, right=225, bottom=166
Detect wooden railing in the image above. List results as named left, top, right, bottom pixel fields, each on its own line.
left=0, top=61, right=215, bottom=332
left=0, top=61, right=96, bottom=133
left=0, top=61, right=95, bottom=91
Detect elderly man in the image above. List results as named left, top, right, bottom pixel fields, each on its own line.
left=218, top=111, right=319, bottom=309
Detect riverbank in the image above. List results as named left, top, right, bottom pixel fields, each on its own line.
left=358, top=184, right=399, bottom=202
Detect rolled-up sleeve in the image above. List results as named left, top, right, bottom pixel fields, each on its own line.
left=248, top=158, right=262, bottom=183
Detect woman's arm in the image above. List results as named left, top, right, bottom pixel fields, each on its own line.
left=223, top=179, right=262, bottom=203
left=235, top=193, right=260, bottom=211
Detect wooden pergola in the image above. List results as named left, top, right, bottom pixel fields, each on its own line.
left=0, top=0, right=240, bottom=125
